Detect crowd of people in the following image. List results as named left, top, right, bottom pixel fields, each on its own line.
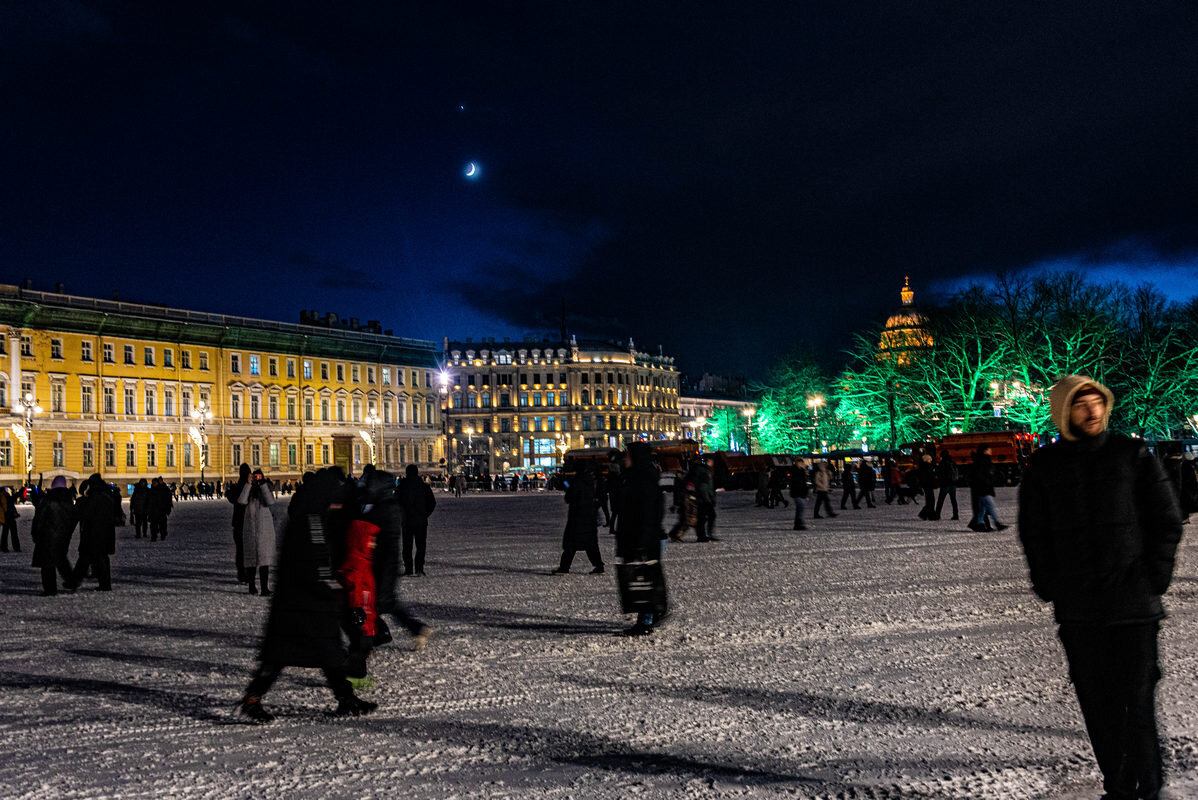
left=1, top=372, right=1193, bottom=797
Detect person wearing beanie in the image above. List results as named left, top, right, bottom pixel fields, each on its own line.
left=1018, top=375, right=1183, bottom=800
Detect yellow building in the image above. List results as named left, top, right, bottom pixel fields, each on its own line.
left=442, top=336, right=681, bottom=475
left=0, top=285, right=443, bottom=491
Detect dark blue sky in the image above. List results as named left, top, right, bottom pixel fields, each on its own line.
left=3, top=2, right=1197, bottom=378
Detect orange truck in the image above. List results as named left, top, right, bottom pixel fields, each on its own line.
left=897, top=431, right=1038, bottom=486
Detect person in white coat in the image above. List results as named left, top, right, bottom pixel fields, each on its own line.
left=239, top=469, right=276, bottom=596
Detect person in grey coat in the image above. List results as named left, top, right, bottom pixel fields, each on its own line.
left=239, top=469, right=276, bottom=596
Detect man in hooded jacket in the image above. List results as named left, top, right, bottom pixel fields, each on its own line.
left=1018, top=375, right=1183, bottom=800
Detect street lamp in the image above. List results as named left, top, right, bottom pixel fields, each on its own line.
left=12, top=391, right=41, bottom=486
left=464, top=427, right=474, bottom=476
left=190, top=399, right=213, bottom=488
left=365, top=408, right=380, bottom=465
left=742, top=407, right=756, bottom=455
left=807, top=396, right=823, bottom=452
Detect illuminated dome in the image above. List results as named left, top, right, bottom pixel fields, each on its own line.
left=878, top=276, right=933, bottom=364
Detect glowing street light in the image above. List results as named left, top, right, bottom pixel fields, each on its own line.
left=12, top=391, right=42, bottom=486
left=364, top=408, right=380, bottom=465
left=190, top=399, right=214, bottom=487
left=742, top=407, right=756, bottom=455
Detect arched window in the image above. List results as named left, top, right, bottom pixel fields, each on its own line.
left=580, top=388, right=589, bottom=405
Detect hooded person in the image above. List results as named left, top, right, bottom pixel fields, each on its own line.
left=614, top=442, right=667, bottom=636
left=1018, top=375, right=1184, bottom=800
left=238, top=468, right=377, bottom=723
left=357, top=469, right=433, bottom=652
left=68, top=474, right=116, bottom=591
left=31, top=475, right=77, bottom=595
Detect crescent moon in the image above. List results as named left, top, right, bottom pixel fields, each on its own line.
left=465, top=162, right=477, bottom=177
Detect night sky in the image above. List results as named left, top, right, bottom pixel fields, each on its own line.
left=3, top=2, right=1197, bottom=379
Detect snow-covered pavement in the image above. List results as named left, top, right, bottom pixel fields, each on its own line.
left=0, top=488, right=1194, bottom=799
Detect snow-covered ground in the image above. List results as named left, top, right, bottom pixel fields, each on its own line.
left=0, top=488, right=1194, bottom=799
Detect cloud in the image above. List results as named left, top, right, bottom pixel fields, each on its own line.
left=929, top=238, right=1198, bottom=302
left=287, top=252, right=385, bottom=292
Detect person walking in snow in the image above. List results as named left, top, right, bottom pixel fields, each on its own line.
left=934, top=451, right=959, bottom=520
left=555, top=466, right=605, bottom=573
left=31, top=476, right=76, bottom=595
left=917, top=453, right=939, bottom=520
left=238, top=468, right=376, bottom=723
left=360, top=469, right=433, bottom=651
left=856, top=459, right=878, bottom=508
left=129, top=479, right=149, bottom=539
left=148, top=477, right=173, bottom=541
left=68, top=474, right=116, bottom=591
left=227, top=463, right=251, bottom=582
left=396, top=464, right=436, bottom=577
left=811, top=461, right=836, bottom=519
left=968, top=446, right=1005, bottom=531
left=240, top=469, right=276, bottom=595
left=615, top=441, right=666, bottom=636
left=1, top=486, right=20, bottom=552
left=1018, top=375, right=1183, bottom=800
left=789, top=459, right=810, bottom=530
left=839, top=460, right=860, bottom=510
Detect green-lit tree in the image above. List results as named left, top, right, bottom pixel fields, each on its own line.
left=752, top=349, right=831, bottom=453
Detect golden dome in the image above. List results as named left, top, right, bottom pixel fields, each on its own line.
left=879, top=276, right=933, bottom=363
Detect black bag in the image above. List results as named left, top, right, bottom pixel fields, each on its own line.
left=616, top=560, right=668, bottom=615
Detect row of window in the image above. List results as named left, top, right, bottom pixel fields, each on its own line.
left=17, top=337, right=433, bottom=391
left=229, top=354, right=431, bottom=389
left=451, top=371, right=677, bottom=390
left=229, top=394, right=435, bottom=425
left=30, top=336, right=211, bottom=371
left=228, top=441, right=435, bottom=468
left=447, top=389, right=676, bottom=409
left=0, top=439, right=198, bottom=470
left=451, top=413, right=673, bottom=436
left=0, top=438, right=439, bottom=471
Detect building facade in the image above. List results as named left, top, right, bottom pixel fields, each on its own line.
left=442, top=336, right=682, bottom=475
left=678, top=395, right=757, bottom=444
left=0, top=286, right=443, bottom=490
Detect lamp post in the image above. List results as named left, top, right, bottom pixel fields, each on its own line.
left=190, top=399, right=213, bottom=488
left=742, top=407, right=756, bottom=455
left=365, top=408, right=380, bottom=466
left=13, top=391, right=41, bottom=487
left=464, top=427, right=474, bottom=476
left=689, top=416, right=706, bottom=447
left=807, top=396, right=823, bottom=452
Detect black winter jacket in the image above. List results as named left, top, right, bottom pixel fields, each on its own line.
left=1017, top=432, right=1184, bottom=624
left=615, top=457, right=663, bottom=560
left=31, top=487, right=76, bottom=568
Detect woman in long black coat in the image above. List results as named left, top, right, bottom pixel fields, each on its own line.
left=615, top=442, right=666, bottom=635
left=238, top=468, right=376, bottom=723
left=554, top=467, right=604, bottom=574
left=31, top=477, right=76, bottom=595
left=69, top=474, right=116, bottom=591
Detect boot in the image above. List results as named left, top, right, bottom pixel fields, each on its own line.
left=334, top=695, right=378, bottom=717
left=258, top=566, right=271, bottom=597
left=239, top=696, right=274, bottom=724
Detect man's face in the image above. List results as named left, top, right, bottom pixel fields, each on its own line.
left=1070, top=392, right=1107, bottom=437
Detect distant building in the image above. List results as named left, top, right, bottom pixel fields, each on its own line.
left=0, top=284, right=442, bottom=488
left=441, top=336, right=681, bottom=474
left=678, top=395, right=757, bottom=443
left=878, top=276, right=933, bottom=365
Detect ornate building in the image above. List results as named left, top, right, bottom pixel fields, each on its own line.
left=0, top=285, right=442, bottom=490
left=441, top=336, right=681, bottom=474
left=878, top=276, right=934, bottom=364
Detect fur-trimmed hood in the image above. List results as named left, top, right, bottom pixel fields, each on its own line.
left=1049, top=374, right=1114, bottom=441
